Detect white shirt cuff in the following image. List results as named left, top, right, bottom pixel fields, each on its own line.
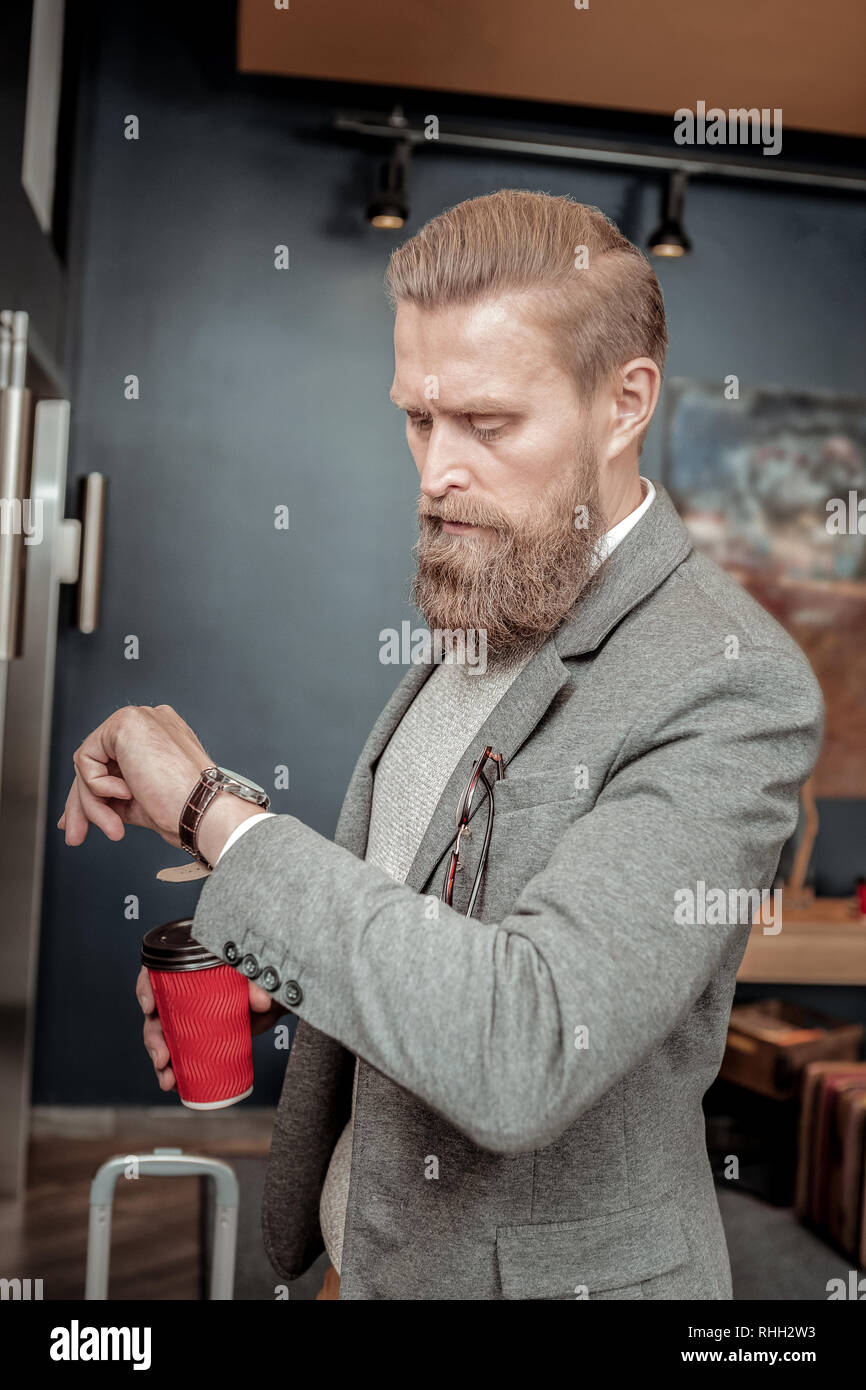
left=215, top=811, right=276, bottom=864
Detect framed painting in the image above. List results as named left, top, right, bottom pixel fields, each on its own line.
left=662, top=380, right=866, bottom=801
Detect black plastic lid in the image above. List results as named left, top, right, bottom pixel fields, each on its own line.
left=141, top=918, right=223, bottom=973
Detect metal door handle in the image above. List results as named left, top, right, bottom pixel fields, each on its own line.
left=76, top=472, right=106, bottom=634
left=0, top=311, right=33, bottom=661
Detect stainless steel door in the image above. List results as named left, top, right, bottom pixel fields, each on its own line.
left=0, top=307, right=103, bottom=1198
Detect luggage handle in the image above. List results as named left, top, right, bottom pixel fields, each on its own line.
left=85, top=1148, right=239, bottom=1300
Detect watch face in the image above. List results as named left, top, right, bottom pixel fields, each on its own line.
left=216, top=765, right=266, bottom=796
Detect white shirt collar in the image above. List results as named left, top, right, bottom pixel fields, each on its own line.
left=595, top=476, right=656, bottom=567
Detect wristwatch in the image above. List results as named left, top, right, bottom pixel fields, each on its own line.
left=179, top=765, right=270, bottom=868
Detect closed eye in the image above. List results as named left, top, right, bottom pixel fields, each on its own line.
left=406, top=412, right=505, bottom=442
left=407, top=411, right=433, bottom=432
left=469, top=421, right=505, bottom=441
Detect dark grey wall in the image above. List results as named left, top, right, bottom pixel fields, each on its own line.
left=34, top=2, right=866, bottom=1104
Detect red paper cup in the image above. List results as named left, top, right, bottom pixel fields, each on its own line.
left=141, top=919, right=253, bottom=1109
left=857, top=880, right=866, bottom=917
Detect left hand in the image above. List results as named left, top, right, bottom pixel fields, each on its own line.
left=58, top=704, right=213, bottom=849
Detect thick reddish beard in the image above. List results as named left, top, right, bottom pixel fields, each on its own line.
left=411, top=440, right=608, bottom=663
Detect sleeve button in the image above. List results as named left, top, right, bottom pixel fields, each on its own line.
left=283, top=980, right=303, bottom=1008
left=223, top=941, right=239, bottom=963
left=260, top=966, right=280, bottom=991
left=240, top=953, right=261, bottom=978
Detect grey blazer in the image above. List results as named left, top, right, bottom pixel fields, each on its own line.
left=192, top=483, right=824, bottom=1300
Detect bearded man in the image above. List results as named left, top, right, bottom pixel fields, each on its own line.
left=60, top=191, right=823, bottom=1301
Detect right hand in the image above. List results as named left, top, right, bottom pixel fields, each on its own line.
left=137, top=965, right=288, bottom=1093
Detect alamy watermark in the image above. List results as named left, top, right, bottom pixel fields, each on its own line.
left=674, top=101, right=782, bottom=156
left=826, top=491, right=866, bottom=534
left=1, top=1276, right=43, bottom=1299
left=49, top=1321, right=151, bottom=1370
left=0, top=497, right=43, bottom=545
left=674, top=880, right=782, bottom=935
left=379, top=621, right=487, bottom=673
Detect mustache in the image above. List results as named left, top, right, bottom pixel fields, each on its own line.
left=417, top=497, right=512, bottom=531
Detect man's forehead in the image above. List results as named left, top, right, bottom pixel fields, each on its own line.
left=392, top=295, right=556, bottom=407
left=394, top=294, right=537, bottom=350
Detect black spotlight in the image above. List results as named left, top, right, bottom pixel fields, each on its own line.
left=648, top=170, right=692, bottom=258
left=367, top=141, right=411, bottom=229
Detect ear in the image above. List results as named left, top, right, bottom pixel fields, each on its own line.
left=608, top=358, right=661, bottom=459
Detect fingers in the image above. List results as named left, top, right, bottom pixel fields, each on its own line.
left=59, top=777, right=90, bottom=845
left=76, top=711, right=127, bottom=769
left=58, top=717, right=132, bottom=843
left=62, top=772, right=126, bottom=844
left=136, top=966, right=154, bottom=1015
left=248, top=980, right=274, bottom=1012
left=138, top=967, right=175, bottom=1091
left=73, top=743, right=132, bottom=801
left=77, top=774, right=122, bottom=839
left=250, top=978, right=288, bottom=1036
left=143, top=1011, right=169, bottom=1068
left=155, top=1060, right=176, bottom=1092
left=142, top=998, right=176, bottom=1091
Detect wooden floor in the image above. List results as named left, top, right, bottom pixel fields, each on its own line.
left=0, top=1107, right=273, bottom=1301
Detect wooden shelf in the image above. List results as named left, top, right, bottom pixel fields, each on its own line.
left=737, top=895, right=866, bottom=985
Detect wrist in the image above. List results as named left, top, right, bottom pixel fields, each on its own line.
left=197, top=794, right=264, bottom=868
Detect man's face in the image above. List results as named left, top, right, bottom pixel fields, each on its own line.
left=391, top=294, right=609, bottom=661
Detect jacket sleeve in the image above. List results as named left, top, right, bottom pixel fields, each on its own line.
left=190, top=646, right=824, bottom=1153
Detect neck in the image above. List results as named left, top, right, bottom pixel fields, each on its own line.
left=602, top=471, right=644, bottom=531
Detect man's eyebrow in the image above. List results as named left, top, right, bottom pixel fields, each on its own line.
left=389, top=391, right=517, bottom=416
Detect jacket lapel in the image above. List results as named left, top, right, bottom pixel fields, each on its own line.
left=553, top=483, right=693, bottom=661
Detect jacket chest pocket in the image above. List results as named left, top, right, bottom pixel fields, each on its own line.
left=491, top=770, right=581, bottom=815
left=464, top=777, right=581, bottom=920
left=495, top=1196, right=690, bottom=1300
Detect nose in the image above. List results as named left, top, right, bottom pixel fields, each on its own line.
left=417, top=419, right=472, bottom=499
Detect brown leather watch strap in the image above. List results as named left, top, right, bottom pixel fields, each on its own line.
left=178, top=771, right=220, bottom=866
